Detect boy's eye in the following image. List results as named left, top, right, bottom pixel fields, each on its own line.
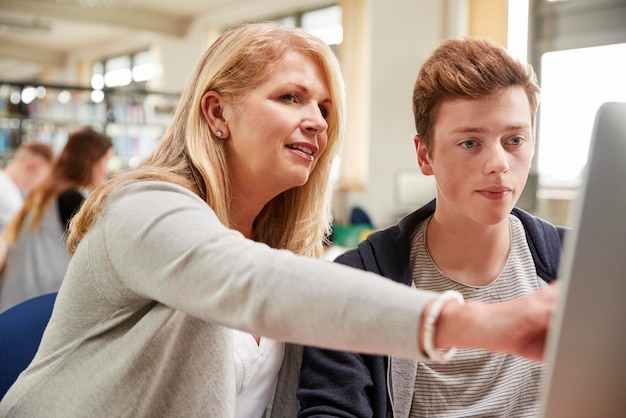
left=461, top=139, right=477, bottom=148
left=509, top=136, right=524, bottom=145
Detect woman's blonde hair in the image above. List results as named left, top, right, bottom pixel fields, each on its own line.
left=68, top=22, right=346, bottom=258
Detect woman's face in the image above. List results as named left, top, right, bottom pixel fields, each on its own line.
left=222, top=51, right=331, bottom=204
left=89, top=149, right=112, bottom=190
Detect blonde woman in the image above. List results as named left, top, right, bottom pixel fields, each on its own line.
left=0, top=23, right=558, bottom=418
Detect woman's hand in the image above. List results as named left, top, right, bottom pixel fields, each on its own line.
left=426, top=282, right=560, bottom=361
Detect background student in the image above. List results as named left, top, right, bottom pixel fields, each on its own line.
left=0, top=127, right=112, bottom=312
left=0, top=142, right=53, bottom=232
left=0, top=142, right=53, bottom=280
left=1, top=24, right=558, bottom=418
left=298, top=37, right=567, bottom=418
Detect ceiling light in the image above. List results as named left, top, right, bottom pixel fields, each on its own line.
left=38, top=0, right=132, bottom=9
left=0, top=18, right=51, bottom=32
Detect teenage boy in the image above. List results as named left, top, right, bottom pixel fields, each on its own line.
left=297, top=37, right=566, bottom=418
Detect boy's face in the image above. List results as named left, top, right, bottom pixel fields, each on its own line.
left=416, top=86, right=534, bottom=226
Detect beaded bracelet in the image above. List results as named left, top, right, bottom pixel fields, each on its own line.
left=423, top=290, right=465, bottom=363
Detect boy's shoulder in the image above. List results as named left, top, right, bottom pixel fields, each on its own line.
left=511, top=206, right=568, bottom=283
left=511, top=206, right=567, bottom=244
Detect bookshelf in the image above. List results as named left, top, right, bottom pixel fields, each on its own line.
left=0, top=82, right=179, bottom=173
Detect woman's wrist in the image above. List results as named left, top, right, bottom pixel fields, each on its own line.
left=437, top=298, right=499, bottom=352
left=420, top=290, right=465, bottom=362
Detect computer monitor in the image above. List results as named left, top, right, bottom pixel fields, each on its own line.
left=539, top=101, right=626, bottom=418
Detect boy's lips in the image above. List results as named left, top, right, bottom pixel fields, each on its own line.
left=477, top=186, right=513, bottom=200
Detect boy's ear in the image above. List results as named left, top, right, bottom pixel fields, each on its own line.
left=201, top=91, right=229, bottom=138
left=415, top=134, right=433, bottom=175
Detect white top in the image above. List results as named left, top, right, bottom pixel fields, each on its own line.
left=0, top=170, right=23, bottom=232
left=233, top=330, right=285, bottom=418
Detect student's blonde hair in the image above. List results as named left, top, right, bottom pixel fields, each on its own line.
left=68, top=22, right=346, bottom=258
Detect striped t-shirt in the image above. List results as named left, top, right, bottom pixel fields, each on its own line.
left=409, top=215, right=547, bottom=418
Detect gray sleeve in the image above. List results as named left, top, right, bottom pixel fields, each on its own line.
left=98, top=181, right=434, bottom=360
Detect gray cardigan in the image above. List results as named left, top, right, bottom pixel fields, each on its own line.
left=0, top=180, right=436, bottom=417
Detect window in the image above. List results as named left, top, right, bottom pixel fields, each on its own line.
left=301, top=6, right=343, bottom=46
left=91, top=50, right=160, bottom=91
left=104, top=55, right=132, bottom=88
left=537, top=43, right=626, bottom=187
left=131, top=50, right=161, bottom=83
left=271, top=5, right=342, bottom=47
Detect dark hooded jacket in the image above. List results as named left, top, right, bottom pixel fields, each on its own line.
left=298, top=199, right=566, bottom=418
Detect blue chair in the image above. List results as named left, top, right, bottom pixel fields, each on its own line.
left=0, top=292, right=57, bottom=400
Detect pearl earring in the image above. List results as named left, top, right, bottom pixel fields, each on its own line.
left=216, top=130, right=223, bottom=138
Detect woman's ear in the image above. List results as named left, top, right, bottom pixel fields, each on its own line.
left=415, top=134, right=433, bottom=176
left=201, top=91, right=229, bottom=139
